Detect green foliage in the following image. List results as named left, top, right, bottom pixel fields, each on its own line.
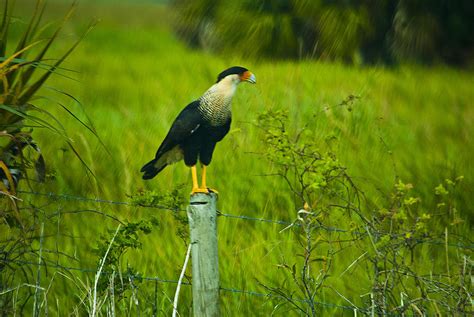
left=257, top=95, right=360, bottom=211
left=256, top=104, right=472, bottom=315
left=1, top=2, right=472, bottom=315
left=0, top=2, right=93, bottom=314
left=130, top=186, right=189, bottom=241
left=0, top=0, right=95, bottom=202
left=94, top=219, right=158, bottom=297
left=172, top=0, right=356, bottom=60
left=130, top=187, right=186, bottom=210
left=260, top=208, right=335, bottom=316
left=172, top=0, right=474, bottom=65
left=434, top=176, right=465, bottom=226
left=317, top=5, right=370, bottom=61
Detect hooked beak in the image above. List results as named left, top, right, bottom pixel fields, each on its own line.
left=240, top=71, right=256, bottom=84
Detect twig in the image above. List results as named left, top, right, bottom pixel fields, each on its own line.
left=340, top=251, right=368, bottom=277
left=33, top=222, right=44, bottom=317
left=109, top=271, right=116, bottom=317
left=172, top=243, right=192, bottom=317
left=0, top=283, right=45, bottom=295
left=444, top=227, right=451, bottom=282
left=91, top=224, right=121, bottom=317
left=326, top=285, right=358, bottom=310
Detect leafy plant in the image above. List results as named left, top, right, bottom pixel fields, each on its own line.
left=256, top=99, right=365, bottom=315
left=256, top=97, right=472, bottom=315
left=0, top=0, right=96, bottom=207
left=256, top=96, right=361, bottom=213
left=130, top=186, right=189, bottom=241
left=93, top=219, right=159, bottom=299
left=172, top=0, right=473, bottom=64
left=0, top=1, right=95, bottom=314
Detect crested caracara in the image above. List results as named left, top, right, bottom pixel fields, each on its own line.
left=141, top=66, right=256, bottom=194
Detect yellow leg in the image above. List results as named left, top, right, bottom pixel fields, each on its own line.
left=191, top=165, right=199, bottom=190
left=201, top=165, right=207, bottom=189
left=191, top=165, right=208, bottom=194
left=201, top=165, right=218, bottom=194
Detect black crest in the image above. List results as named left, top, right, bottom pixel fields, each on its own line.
left=216, top=66, right=248, bottom=83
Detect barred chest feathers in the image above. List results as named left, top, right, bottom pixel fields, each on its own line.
left=198, top=74, right=239, bottom=126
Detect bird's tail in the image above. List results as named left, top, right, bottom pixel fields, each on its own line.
left=140, top=159, right=167, bottom=180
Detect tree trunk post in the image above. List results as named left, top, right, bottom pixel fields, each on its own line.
left=187, top=193, right=220, bottom=317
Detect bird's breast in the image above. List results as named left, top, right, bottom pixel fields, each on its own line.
left=198, top=94, right=232, bottom=126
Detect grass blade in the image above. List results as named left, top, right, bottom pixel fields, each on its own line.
left=0, top=59, right=80, bottom=84
left=57, top=103, right=100, bottom=140
left=1, top=42, right=45, bottom=103
left=67, top=141, right=96, bottom=179
left=17, top=2, right=77, bottom=92
left=0, top=57, right=80, bottom=73
left=6, top=0, right=46, bottom=88
left=28, top=104, right=69, bottom=135
left=0, top=104, right=65, bottom=136
left=0, top=0, right=10, bottom=56
left=0, top=160, right=16, bottom=195
left=13, top=0, right=45, bottom=57
left=47, top=87, right=112, bottom=156
left=0, top=40, right=44, bottom=69
left=17, top=22, right=96, bottom=105
left=30, top=0, right=47, bottom=43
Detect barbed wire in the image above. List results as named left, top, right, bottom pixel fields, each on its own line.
left=16, top=190, right=474, bottom=249
left=5, top=190, right=473, bottom=314
left=17, top=190, right=179, bottom=212
left=17, top=190, right=345, bottom=232
left=217, top=212, right=347, bottom=232
left=218, top=286, right=359, bottom=311
left=1, top=258, right=358, bottom=312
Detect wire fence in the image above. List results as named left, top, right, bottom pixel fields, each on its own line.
left=1, top=258, right=359, bottom=312
left=17, top=190, right=347, bottom=232
left=17, top=190, right=474, bottom=250
left=4, top=189, right=473, bottom=314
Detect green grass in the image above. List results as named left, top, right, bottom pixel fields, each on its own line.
left=4, top=1, right=473, bottom=315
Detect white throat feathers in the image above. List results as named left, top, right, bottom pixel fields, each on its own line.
left=198, top=74, right=240, bottom=126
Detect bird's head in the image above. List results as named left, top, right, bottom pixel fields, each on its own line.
left=216, top=66, right=256, bottom=85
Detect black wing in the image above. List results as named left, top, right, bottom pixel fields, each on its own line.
left=154, top=100, right=202, bottom=159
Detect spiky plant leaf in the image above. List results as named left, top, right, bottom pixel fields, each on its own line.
left=0, top=40, right=43, bottom=69
left=0, top=160, right=16, bottom=194
left=17, top=22, right=95, bottom=105
left=4, top=0, right=46, bottom=90
left=12, top=0, right=45, bottom=58
left=35, top=153, right=45, bottom=182
left=0, top=0, right=11, bottom=56
left=0, top=104, right=64, bottom=135
left=15, top=3, right=77, bottom=95
left=0, top=0, right=101, bottom=192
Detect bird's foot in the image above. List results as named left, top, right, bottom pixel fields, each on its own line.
left=190, top=187, right=219, bottom=195
left=191, top=187, right=209, bottom=195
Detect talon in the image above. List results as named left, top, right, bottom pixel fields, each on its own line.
left=199, top=165, right=218, bottom=194
left=189, top=165, right=218, bottom=195
left=191, top=187, right=210, bottom=195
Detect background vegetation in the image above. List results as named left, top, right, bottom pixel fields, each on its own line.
left=1, top=0, right=473, bottom=315
left=172, top=0, right=474, bottom=65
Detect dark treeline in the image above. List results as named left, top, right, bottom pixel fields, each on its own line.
left=172, top=0, right=474, bottom=66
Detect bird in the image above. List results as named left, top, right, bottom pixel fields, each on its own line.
left=140, top=66, right=256, bottom=194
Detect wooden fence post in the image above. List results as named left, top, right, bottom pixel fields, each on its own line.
left=187, top=193, right=220, bottom=317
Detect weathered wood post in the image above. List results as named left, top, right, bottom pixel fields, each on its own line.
left=187, top=193, right=220, bottom=316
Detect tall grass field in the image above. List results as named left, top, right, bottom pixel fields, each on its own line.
left=1, top=1, right=473, bottom=316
